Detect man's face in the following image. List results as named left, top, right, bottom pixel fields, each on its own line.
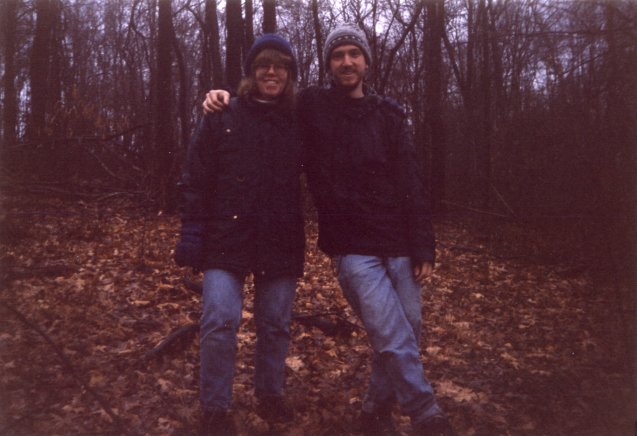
left=254, top=60, right=289, bottom=100
left=329, top=44, right=367, bottom=91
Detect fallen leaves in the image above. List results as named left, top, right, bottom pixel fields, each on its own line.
left=0, top=193, right=633, bottom=435
left=436, top=379, right=487, bottom=404
left=285, top=355, right=305, bottom=372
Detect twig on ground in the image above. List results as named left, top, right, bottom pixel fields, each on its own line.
left=143, top=322, right=199, bottom=361
left=181, top=278, right=362, bottom=337
left=0, top=301, right=134, bottom=436
left=491, top=184, right=517, bottom=218
left=182, top=277, right=202, bottom=294
left=3, top=264, right=77, bottom=282
left=441, top=200, right=512, bottom=218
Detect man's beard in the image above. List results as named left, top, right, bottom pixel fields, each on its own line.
left=332, top=68, right=364, bottom=91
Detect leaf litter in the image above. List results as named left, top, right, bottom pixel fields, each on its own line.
left=0, top=193, right=633, bottom=435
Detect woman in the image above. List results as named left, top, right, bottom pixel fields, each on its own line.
left=174, top=34, right=304, bottom=435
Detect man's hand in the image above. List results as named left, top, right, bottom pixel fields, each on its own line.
left=413, top=261, right=433, bottom=284
left=203, top=90, right=231, bottom=113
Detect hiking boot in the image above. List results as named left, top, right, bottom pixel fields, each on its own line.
left=256, top=395, right=294, bottom=423
left=200, top=408, right=237, bottom=436
left=359, top=406, right=399, bottom=436
left=413, top=414, right=454, bottom=436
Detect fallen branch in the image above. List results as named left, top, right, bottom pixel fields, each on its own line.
left=437, top=242, right=485, bottom=254
left=3, top=264, right=77, bottom=282
left=95, top=191, right=146, bottom=202
left=491, top=184, right=517, bottom=218
left=2, top=125, right=149, bottom=151
left=1, top=183, right=145, bottom=203
left=293, top=311, right=363, bottom=337
left=85, top=148, right=130, bottom=184
left=2, top=184, right=103, bottom=199
left=1, top=301, right=133, bottom=436
left=181, top=279, right=363, bottom=337
left=144, top=312, right=360, bottom=363
left=441, top=200, right=513, bottom=219
left=143, top=322, right=199, bottom=361
left=182, top=278, right=202, bottom=294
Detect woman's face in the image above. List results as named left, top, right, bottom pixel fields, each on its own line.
left=254, top=58, right=289, bottom=100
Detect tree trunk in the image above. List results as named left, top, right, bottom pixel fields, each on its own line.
left=155, top=0, right=176, bottom=210
left=29, top=0, right=57, bottom=139
left=205, top=0, right=224, bottom=89
left=170, top=11, right=189, bottom=152
left=424, top=0, right=446, bottom=212
left=476, top=0, right=492, bottom=209
left=2, top=0, right=18, bottom=148
left=377, top=3, right=423, bottom=95
left=310, top=0, right=324, bottom=86
left=245, top=0, right=254, bottom=50
left=226, top=0, right=243, bottom=90
left=49, top=1, right=63, bottom=138
left=263, top=0, right=276, bottom=33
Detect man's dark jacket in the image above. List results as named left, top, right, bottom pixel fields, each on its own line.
left=299, top=86, right=436, bottom=264
left=177, top=96, right=305, bottom=279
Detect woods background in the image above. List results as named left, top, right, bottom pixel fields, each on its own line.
left=0, top=0, right=637, bottom=433
left=2, top=0, right=636, bottom=283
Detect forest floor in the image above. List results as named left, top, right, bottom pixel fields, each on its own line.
left=0, top=191, right=634, bottom=436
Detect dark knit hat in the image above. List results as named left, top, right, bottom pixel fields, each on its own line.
left=244, top=33, right=297, bottom=79
left=323, top=23, right=372, bottom=68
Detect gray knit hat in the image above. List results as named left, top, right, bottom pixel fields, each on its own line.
left=323, top=23, right=372, bottom=69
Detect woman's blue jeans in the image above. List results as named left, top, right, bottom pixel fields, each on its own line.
left=199, top=269, right=296, bottom=412
left=334, top=255, right=442, bottom=424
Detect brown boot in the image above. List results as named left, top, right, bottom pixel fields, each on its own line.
left=256, top=395, right=294, bottom=424
left=359, top=405, right=399, bottom=436
left=412, top=414, right=454, bottom=436
left=200, top=408, right=237, bottom=436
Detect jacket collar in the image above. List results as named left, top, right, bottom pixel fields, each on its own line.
left=327, top=83, right=381, bottom=119
left=241, top=95, right=294, bottom=128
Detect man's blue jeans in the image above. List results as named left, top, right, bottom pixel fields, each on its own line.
left=199, top=269, right=296, bottom=412
left=334, top=255, right=442, bottom=423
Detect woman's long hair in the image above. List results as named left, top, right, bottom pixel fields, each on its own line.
left=237, top=49, right=297, bottom=112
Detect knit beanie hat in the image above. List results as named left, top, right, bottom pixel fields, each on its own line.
left=244, top=33, right=297, bottom=80
left=323, top=23, right=372, bottom=68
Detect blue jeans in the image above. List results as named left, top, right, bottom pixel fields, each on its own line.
left=199, top=269, right=297, bottom=412
left=334, top=255, right=442, bottom=423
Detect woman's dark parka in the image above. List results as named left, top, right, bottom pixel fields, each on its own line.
left=175, top=96, right=305, bottom=279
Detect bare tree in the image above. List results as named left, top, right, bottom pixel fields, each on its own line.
left=376, top=1, right=424, bottom=94
left=202, top=0, right=224, bottom=89
left=310, top=0, right=325, bottom=86
left=475, top=0, right=493, bottom=209
left=424, top=0, right=446, bottom=211
left=29, top=0, right=60, bottom=139
left=226, top=0, right=243, bottom=90
left=263, top=0, right=276, bottom=33
left=245, top=0, right=255, bottom=48
left=170, top=5, right=190, bottom=152
left=155, top=0, right=176, bottom=209
left=1, top=0, right=19, bottom=148
left=3, top=0, right=634, bottom=235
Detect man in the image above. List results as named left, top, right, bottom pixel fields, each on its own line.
left=204, top=24, right=453, bottom=436
left=176, top=34, right=304, bottom=435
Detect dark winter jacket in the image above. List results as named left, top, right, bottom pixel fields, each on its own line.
left=298, top=85, right=436, bottom=264
left=175, top=96, right=305, bottom=279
